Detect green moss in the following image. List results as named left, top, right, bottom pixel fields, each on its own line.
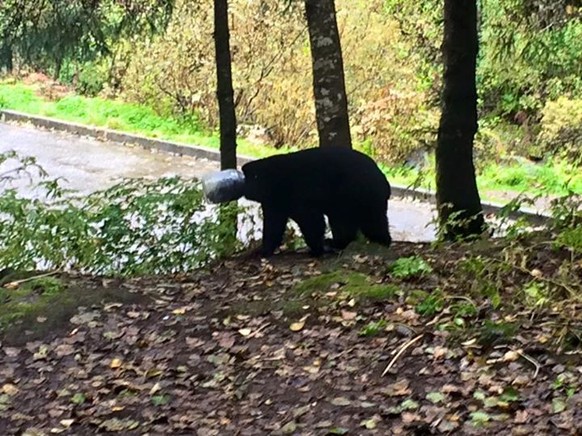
left=293, top=270, right=399, bottom=302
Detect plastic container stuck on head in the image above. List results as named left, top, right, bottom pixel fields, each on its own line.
left=201, top=169, right=246, bottom=204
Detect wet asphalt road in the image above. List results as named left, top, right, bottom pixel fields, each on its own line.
left=0, top=121, right=437, bottom=242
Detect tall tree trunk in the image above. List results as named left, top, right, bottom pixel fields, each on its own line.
left=213, top=0, right=237, bottom=170
left=435, top=0, right=485, bottom=240
left=213, top=0, right=239, bottom=254
left=304, top=0, right=352, bottom=148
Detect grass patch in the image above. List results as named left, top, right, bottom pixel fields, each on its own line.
left=380, top=154, right=582, bottom=199
left=293, top=270, right=399, bottom=302
left=0, top=82, right=275, bottom=158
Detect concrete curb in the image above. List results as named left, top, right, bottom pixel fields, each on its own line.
left=1, top=109, right=254, bottom=167
left=1, top=109, right=551, bottom=224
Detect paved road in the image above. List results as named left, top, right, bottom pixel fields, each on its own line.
left=0, top=121, right=437, bottom=242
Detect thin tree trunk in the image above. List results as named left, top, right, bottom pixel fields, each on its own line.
left=213, top=0, right=237, bottom=170
left=0, top=44, right=13, bottom=73
left=213, top=0, right=239, bottom=253
left=304, top=0, right=352, bottom=148
left=435, top=0, right=485, bottom=240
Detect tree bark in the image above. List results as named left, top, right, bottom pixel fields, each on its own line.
left=435, top=0, right=486, bottom=240
left=304, top=0, right=352, bottom=148
left=213, top=0, right=237, bottom=169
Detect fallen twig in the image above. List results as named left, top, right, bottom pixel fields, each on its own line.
left=3, top=270, right=61, bottom=289
left=517, top=350, right=541, bottom=379
left=382, top=334, right=424, bottom=377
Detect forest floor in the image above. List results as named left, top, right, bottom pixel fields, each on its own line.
left=1, top=234, right=581, bottom=435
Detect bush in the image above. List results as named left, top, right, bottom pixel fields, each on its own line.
left=121, top=0, right=436, bottom=163
left=538, top=97, right=582, bottom=161
left=0, top=151, right=246, bottom=276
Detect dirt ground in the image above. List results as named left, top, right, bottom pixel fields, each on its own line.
left=1, top=238, right=581, bottom=435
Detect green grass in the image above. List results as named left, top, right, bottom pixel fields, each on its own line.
left=381, top=155, right=582, bottom=199
left=1, top=81, right=580, bottom=197
left=0, top=82, right=276, bottom=158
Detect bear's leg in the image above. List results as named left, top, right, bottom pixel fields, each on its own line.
left=291, top=209, right=326, bottom=256
left=328, top=214, right=358, bottom=250
left=261, top=205, right=288, bottom=256
left=360, top=203, right=392, bottom=247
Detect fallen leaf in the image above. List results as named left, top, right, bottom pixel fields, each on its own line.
left=361, top=416, right=381, bottom=429
left=328, top=428, right=349, bottom=435
left=426, top=391, right=446, bottom=404
left=150, top=382, right=161, bottom=395
left=98, top=418, right=139, bottom=432
left=172, top=306, right=188, bottom=315
left=238, top=328, right=252, bottom=337
left=3, top=347, right=20, bottom=357
left=330, top=396, right=351, bottom=406
left=2, top=384, right=18, bottom=395
left=503, top=350, right=520, bottom=362
left=341, top=310, right=357, bottom=320
left=314, top=420, right=332, bottom=428
left=278, top=421, right=297, bottom=434
left=60, top=419, right=74, bottom=428
left=552, top=398, right=567, bottom=413
left=55, top=344, right=75, bottom=357
left=289, top=322, right=305, bottom=332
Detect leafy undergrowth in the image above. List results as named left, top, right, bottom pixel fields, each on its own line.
left=1, top=233, right=581, bottom=435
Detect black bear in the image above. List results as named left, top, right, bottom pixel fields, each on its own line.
left=242, top=147, right=392, bottom=256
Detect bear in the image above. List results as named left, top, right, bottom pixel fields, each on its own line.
left=241, top=147, right=392, bottom=256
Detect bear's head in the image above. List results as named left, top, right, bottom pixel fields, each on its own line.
left=241, top=160, right=274, bottom=203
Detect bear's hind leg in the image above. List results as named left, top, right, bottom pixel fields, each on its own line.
left=328, top=215, right=358, bottom=250
left=360, top=205, right=392, bottom=247
left=292, top=209, right=326, bottom=256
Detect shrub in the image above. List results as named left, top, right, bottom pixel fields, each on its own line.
left=538, top=97, right=582, bottom=161
left=0, top=151, right=246, bottom=276
left=121, top=0, right=436, bottom=162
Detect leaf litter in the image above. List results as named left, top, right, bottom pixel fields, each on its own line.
left=0, top=236, right=581, bottom=434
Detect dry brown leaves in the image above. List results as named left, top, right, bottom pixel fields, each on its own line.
left=0, top=241, right=581, bottom=435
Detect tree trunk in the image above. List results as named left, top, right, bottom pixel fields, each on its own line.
left=0, top=44, right=13, bottom=73
left=213, top=0, right=237, bottom=170
left=304, top=0, right=352, bottom=148
left=435, top=0, right=485, bottom=240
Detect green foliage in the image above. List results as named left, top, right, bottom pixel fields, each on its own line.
left=389, top=256, right=433, bottom=279
left=539, top=97, right=582, bottom=160
left=459, top=256, right=503, bottom=308
left=549, top=192, right=582, bottom=230
left=0, top=151, right=243, bottom=276
left=359, top=319, right=387, bottom=337
left=415, top=290, right=444, bottom=316
left=0, top=0, right=174, bottom=81
left=123, top=0, right=436, bottom=162
left=479, top=320, right=518, bottom=346
left=522, top=280, right=551, bottom=307
left=555, top=227, right=582, bottom=253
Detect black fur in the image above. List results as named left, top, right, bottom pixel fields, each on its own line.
left=242, top=147, right=392, bottom=256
